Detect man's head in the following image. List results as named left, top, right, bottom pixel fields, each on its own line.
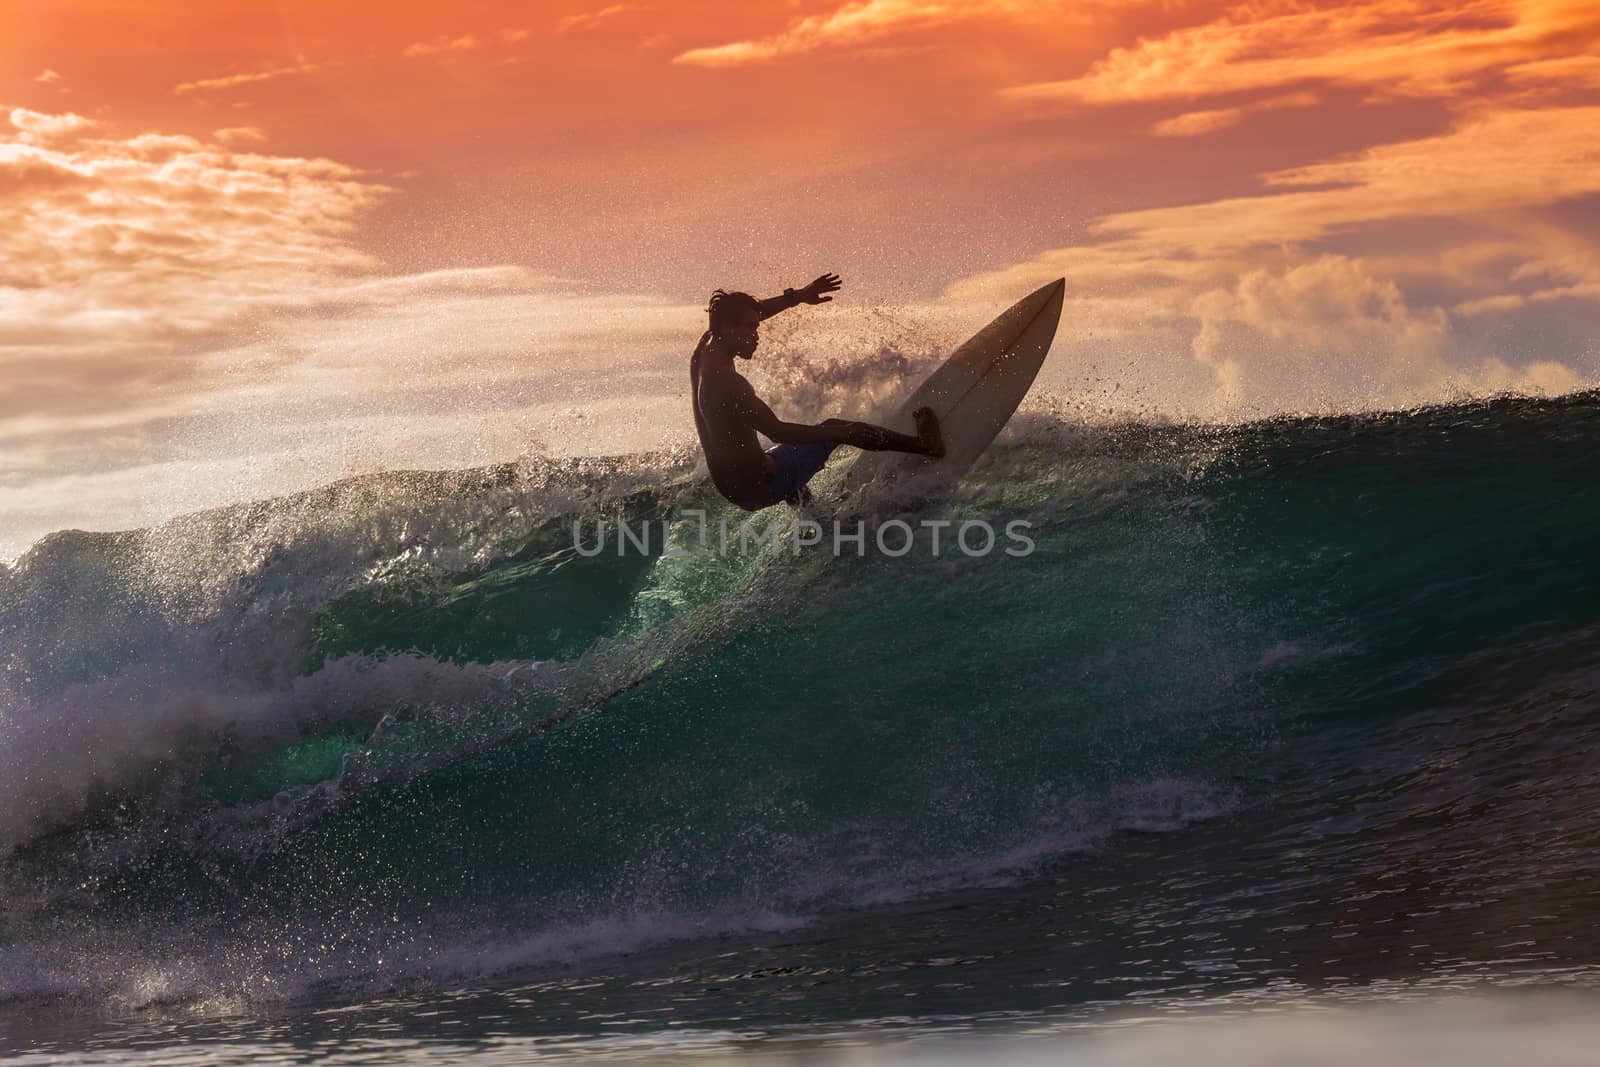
left=707, top=290, right=762, bottom=360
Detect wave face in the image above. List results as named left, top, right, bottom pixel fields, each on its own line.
left=2, top=392, right=1598, bottom=1007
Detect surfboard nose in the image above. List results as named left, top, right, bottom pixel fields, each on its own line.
left=1021, top=277, right=1066, bottom=315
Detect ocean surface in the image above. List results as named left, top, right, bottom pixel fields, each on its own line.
left=3, top=391, right=1599, bottom=1064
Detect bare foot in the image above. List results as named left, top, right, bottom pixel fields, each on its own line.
left=913, top=406, right=945, bottom=458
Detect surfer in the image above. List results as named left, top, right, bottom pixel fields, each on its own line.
left=691, top=273, right=944, bottom=509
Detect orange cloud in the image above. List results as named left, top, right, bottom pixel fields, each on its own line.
left=34, top=69, right=64, bottom=85
left=557, top=5, right=642, bottom=34
left=1100, top=106, right=1600, bottom=252
left=1152, top=106, right=1245, bottom=137
left=402, top=28, right=529, bottom=58
left=1004, top=0, right=1600, bottom=105
left=1505, top=54, right=1600, bottom=88
left=6, top=107, right=94, bottom=144
left=945, top=101, right=1600, bottom=416
left=1152, top=91, right=1318, bottom=136
left=674, top=0, right=1049, bottom=67
left=0, top=109, right=387, bottom=422
left=213, top=126, right=267, bottom=144
left=175, top=60, right=323, bottom=95
left=949, top=106, right=1600, bottom=289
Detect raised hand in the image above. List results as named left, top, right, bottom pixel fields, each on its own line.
left=800, top=272, right=842, bottom=304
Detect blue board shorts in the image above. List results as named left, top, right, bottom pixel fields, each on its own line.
left=766, top=441, right=840, bottom=505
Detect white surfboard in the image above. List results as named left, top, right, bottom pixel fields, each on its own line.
left=838, top=278, right=1065, bottom=500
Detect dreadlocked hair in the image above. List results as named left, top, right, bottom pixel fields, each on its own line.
left=706, top=289, right=760, bottom=334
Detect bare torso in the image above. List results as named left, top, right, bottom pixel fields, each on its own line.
left=690, top=332, right=780, bottom=509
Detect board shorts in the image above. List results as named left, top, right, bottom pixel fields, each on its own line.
left=765, top=441, right=840, bottom=506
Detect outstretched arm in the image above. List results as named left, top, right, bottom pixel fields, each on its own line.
left=756, top=272, right=842, bottom=320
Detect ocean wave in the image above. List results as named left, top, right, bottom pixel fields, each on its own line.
left=3, top=391, right=1597, bottom=1002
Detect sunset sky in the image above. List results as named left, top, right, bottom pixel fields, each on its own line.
left=3, top=0, right=1598, bottom=557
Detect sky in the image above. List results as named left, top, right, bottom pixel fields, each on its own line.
left=2, top=0, right=1598, bottom=557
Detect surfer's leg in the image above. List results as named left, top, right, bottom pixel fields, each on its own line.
left=765, top=439, right=841, bottom=506
left=821, top=409, right=943, bottom=458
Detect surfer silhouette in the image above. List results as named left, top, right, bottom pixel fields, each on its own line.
left=691, top=273, right=944, bottom=509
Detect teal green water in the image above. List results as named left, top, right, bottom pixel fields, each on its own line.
left=2, top=394, right=1599, bottom=1037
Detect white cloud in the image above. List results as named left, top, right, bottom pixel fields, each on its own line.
left=0, top=108, right=387, bottom=427
left=7, top=106, right=94, bottom=143
left=0, top=110, right=719, bottom=555
left=1190, top=255, right=1452, bottom=413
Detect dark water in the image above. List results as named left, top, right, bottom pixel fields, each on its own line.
left=2, top=393, right=1599, bottom=1063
